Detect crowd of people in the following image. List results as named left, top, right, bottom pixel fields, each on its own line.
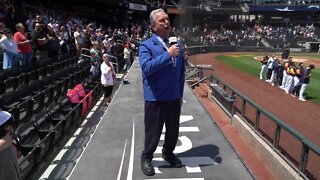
left=259, top=54, right=315, bottom=101
left=0, top=7, right=153, bottom=76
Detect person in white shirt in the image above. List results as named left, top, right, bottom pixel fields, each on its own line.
left=101, top=53, right=116, bottom=106
left=74, top=25, right=84, bottom=56
left=0, top=28, right=19, bottom=72
left=123, top=42, right=131, bottom=72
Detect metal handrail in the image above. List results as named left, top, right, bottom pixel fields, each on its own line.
left=190, top=76, right=210, bottom=89
left=211, top=74, right=320, bottom=175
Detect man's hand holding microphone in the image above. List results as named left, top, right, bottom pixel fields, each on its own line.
left=167, top=36, right=179, bottom=58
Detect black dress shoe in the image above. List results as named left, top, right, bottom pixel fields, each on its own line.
left=141, top=158, right=155, bottom=176
left=162, top=153, right=182, bottom=168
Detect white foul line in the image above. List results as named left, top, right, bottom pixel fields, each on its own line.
left=117, top=138, right=127, bottom=180
left=127, top=120, right=135, bottom=180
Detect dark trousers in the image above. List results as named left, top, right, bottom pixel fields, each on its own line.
left=267, top=68, right=273, bottom=80
left=142, top=99, right=181, bottom=161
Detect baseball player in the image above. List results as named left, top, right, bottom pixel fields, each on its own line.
left=299, top=64, right=315, bottom=101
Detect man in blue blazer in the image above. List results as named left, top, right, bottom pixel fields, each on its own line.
left=139, top=8, right=185, bottom=176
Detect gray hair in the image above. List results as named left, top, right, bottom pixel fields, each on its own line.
left=150, top=8, right=165, bottom=27
left=16, top=23, right=24, bottom=29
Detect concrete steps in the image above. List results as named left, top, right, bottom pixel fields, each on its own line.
left=194, top=83, right=209, bottom=98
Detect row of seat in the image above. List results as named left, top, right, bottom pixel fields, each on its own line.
left=0, top=63, right=92, bottom=121
left=0, top=55, right=80, bottom=95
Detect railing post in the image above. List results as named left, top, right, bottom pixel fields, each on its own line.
left=116, top=57, right=119, bottom=74
left=299, top=143, right=309, bottom=174
left=241, top=99, right=246, bottom=117
left=273, top=125, right=281, bottom=148
left=255, top=110, right=260, bottom=130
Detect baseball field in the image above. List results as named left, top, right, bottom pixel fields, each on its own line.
left=215, top=53, right=320, bottom=104
left=189, top=52, right=320, bottom=179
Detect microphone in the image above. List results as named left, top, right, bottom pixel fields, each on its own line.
left=168, top=31, right=177, bottom=46
left=169, top=36, right=177, bottom=46
left=168, top=33, right=178, bottom=65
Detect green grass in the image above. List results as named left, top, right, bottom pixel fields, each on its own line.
left=216, top=54, right=320, bottom=104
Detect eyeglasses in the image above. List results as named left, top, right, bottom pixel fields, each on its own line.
left=35, top=26, right=41, bottom=28
left=103, top=56, right=108, bottom=58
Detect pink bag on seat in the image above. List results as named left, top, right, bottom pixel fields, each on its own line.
left=74, top=84, right=86, bottom=98
left=67, top=89, right=88, bottom=115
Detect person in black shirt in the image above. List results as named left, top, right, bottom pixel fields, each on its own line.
left=299, top=64, right=315, bottom=101
left=32, top=22, right=49, bottom=62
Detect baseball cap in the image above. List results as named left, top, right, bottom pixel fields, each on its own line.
left=0, top=111, right=12, bottom=126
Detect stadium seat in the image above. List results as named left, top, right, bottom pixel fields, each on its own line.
left=14, top=142, right=39, bottom=180
left=43, top=86, right=54, bottom=107
left=28, top=70, right=39, bottom=82
left=37, top=67, right=47, bottom=80
left=0, top=91, right=34, bottom=123
left=46, top=64, right=54, bottom=75
left=17, top=85, right=45, bottom=114
left=29, top=80, right=54, bottom=107
left=17, top=73, right=29, bottom=88
left=32, top=107, right=63, bottom=144
left=47, top=102, right=73, bottom=134
left=14, top=120, right=53, bottom=164
left=3, top=76, right=18, bottom=93
left=60, top=78, right=69, bottom=95
left=52, top=81, right=62, bottom=102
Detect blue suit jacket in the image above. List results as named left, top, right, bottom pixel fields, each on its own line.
left=139, top=34, right=185, bottom=101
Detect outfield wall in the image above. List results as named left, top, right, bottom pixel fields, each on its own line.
left=186, top=45, right=277, bottom=56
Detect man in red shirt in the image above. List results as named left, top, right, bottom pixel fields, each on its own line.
left=14, top=23, right=32, bottom=72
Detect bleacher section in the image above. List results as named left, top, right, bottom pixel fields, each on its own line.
left=0, top=48, right=104, bottom=179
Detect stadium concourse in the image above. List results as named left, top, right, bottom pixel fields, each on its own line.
left=37, top=60, right=259, bottom=180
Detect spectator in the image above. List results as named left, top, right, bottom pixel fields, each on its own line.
left=74, top=25, right=84, bottom=56
left=58, top=32, right=68, bottom=55
left=123, top=42, right=131, bottom=72
left=100, top=53, right=116, bottom=106
left=46, top=23, right=59, bottom=57
left=0, top=111, right=20, bottom=180
left=14, top=23, right=32, bottom=72
left=32, top=22, right=49, bottom=62
left=89, top=42, right=101, bottom=75
left=0, top=28, right=19, bottom=73
left=25, top=14, right=35, bottom=33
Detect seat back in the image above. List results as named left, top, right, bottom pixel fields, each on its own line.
left=0, top=91, right=21, bottom=110
left=3, top=77, right=18, bottom=93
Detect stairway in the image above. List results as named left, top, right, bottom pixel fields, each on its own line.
left=187, top=80, right=209, bottom=98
